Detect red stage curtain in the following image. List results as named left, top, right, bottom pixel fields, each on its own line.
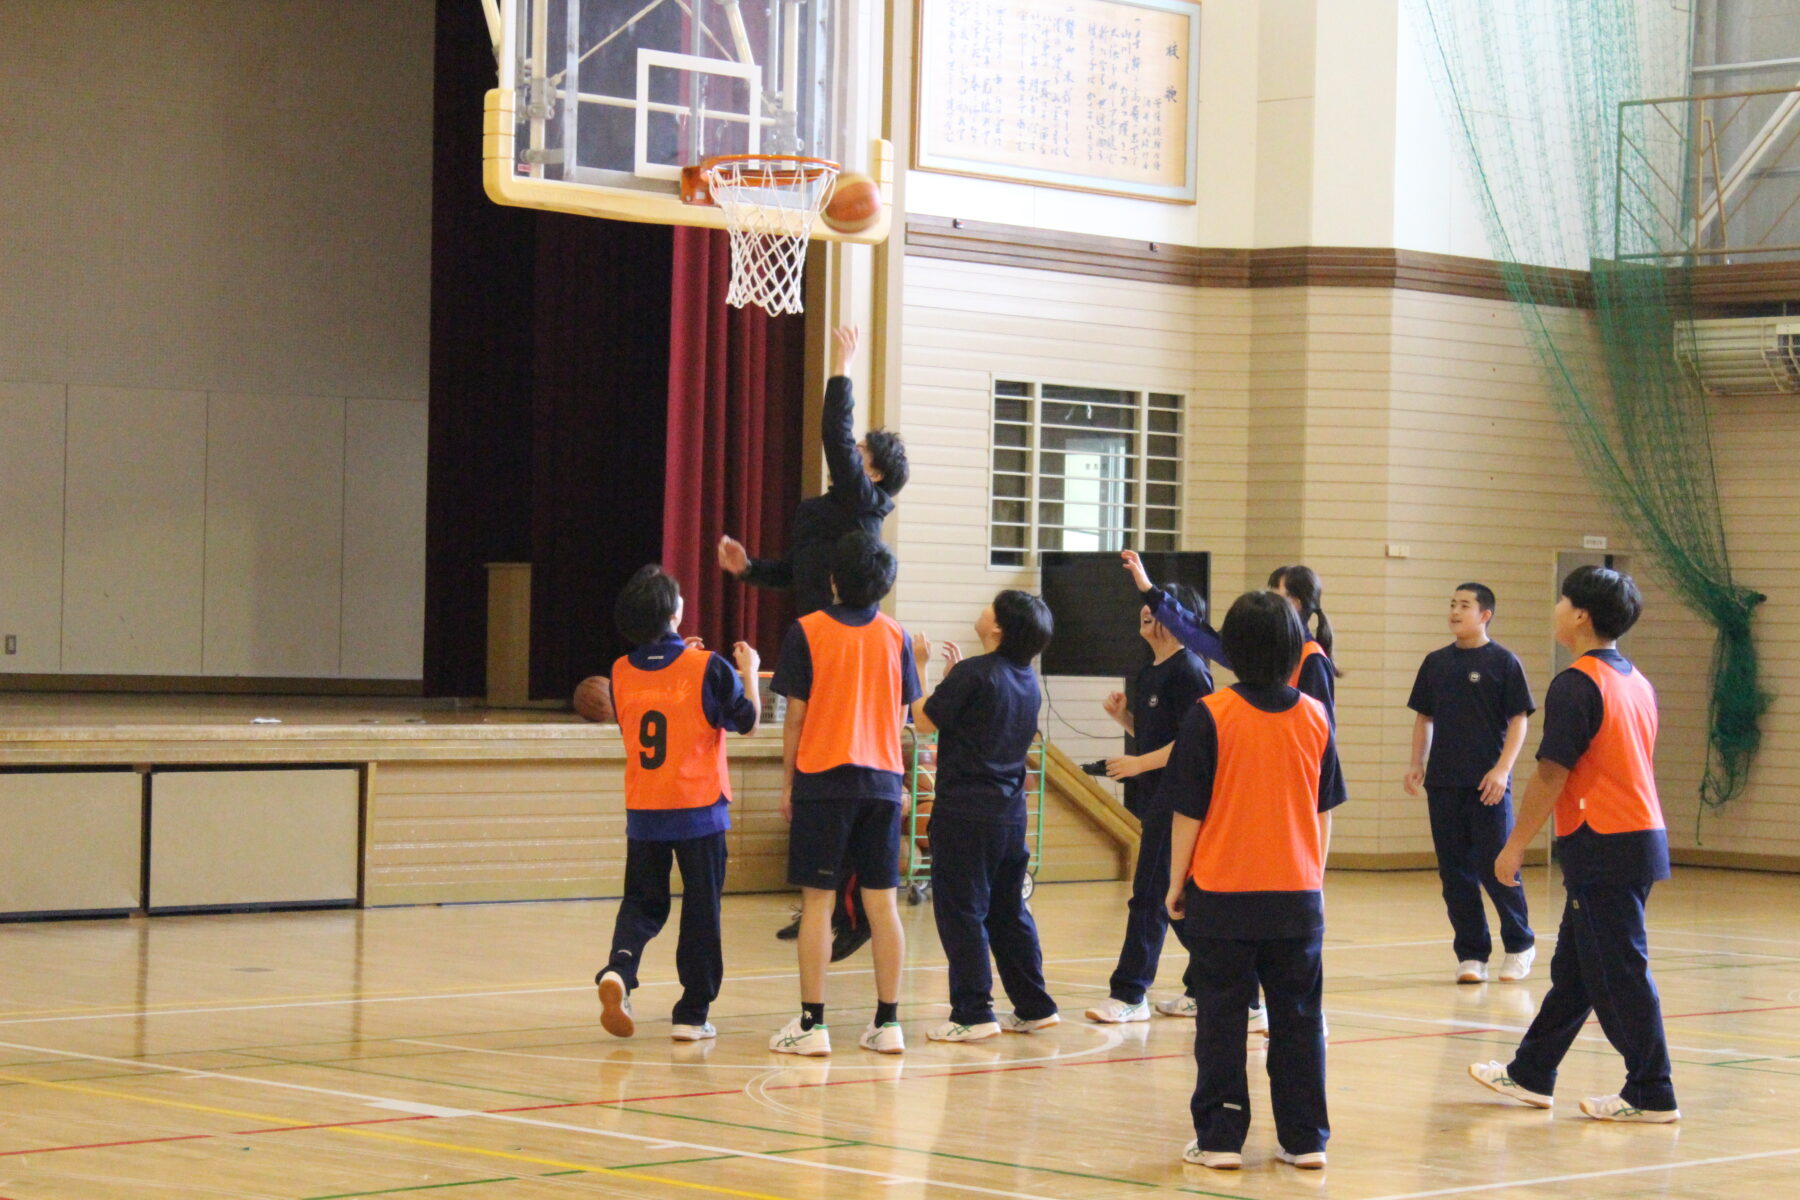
left=662, top=227, right=806, bottom=659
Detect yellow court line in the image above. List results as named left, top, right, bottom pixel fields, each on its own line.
left=0, top=1072, right=802, bottom=1200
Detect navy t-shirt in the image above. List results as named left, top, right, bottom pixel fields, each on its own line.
left=615, top=632, right=759, bottom=841
left=1537, top=648, right=1670, bottom=887
left=1126, top=649, right=1213, bottom=816
left=1407, top=640, right=1536, bottom=788
left=1164, top=683, right=1347, bottom=939
left=923, top=652, right=1041, bottom=824
left=771, top=604, right=922, bottom=802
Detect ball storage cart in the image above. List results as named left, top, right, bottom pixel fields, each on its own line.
left=900, top=727, right=1046, bottom=904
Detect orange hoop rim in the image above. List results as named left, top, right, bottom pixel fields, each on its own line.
left=681, top=154, right=841, bottom=205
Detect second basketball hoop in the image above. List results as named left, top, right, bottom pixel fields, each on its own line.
left=698, top=155, right=839, bottom=316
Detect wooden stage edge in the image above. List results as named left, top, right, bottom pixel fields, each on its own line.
left=2, top=696, right=1793, bottom=924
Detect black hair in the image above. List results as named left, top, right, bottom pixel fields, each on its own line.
left=1270, top=564, right=1343, bottom=677
left=1561, top=565, right=1643, bottom=640
left=1161, top=581, right=1206, bottom=627
left=1456, top=581, right=1497, bottom=617
left=615, top=564, right=680, bottom=646
left=992, top=590, right=1053, bottom=665
left=830, top=531, right=898, bottom=609
left=865, top=429, right=909, bottom=497
left=1220, top=590, right=1307, bottom=687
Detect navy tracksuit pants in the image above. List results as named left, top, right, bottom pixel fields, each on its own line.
left=1427, top=786, right=1534, bottom=963
left=1184, top=900, right=1329, bottom=1154
left=605, top=831, right=727, bottom=1027
left=928, top=813, right=1058, bottom=1027
left=1108, top=804, right=1199, bottom=1003
left=1507, top=881, right=1676, bottom=1111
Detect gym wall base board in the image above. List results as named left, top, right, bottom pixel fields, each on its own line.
left=148, top=768, right=361, bottom=911
left=0, top=770, right=142, bottom=916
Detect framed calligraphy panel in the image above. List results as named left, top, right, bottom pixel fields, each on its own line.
left=914, top=0, right=1201, bottom=203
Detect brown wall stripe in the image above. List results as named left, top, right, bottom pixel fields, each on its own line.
left=903, top=216, right=1800, bottom=310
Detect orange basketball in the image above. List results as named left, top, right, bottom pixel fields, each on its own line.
left=822, top=172, right=882, bottom=234
left=912, top=797, right=933, bottom=858
left=572, top=675, right=614, bottom=724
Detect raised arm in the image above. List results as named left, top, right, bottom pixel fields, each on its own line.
left=822, top=328, right=882, bottom=510
left=1122, top=550, right=1228, bottom=667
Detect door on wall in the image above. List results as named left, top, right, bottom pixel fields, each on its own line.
left=1552, top=550, right=1630, bottom=678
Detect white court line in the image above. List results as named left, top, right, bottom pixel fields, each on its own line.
left=0, top=1036, right=1082, bottom=1200
left=0, top=939, right=1461, bottom=1029
left=1324, top=1006, right=1773, bottom=1059
left=1360, top=1146, right=1800, bottom=1200
left=398, top=1022, right=1125, bottom=1072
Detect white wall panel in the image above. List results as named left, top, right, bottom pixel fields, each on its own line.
left=204, top=393, right=345, bottom=676
left=62, top=387, right=207, bottom=673
left=341, top=398, right=427, bottom=678
left=0, top=384, right=67, bottom=672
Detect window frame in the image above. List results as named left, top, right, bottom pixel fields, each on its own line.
left=987, top=376, right=1186, bottom=570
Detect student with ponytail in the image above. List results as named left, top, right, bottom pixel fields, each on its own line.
left=1267, top=566, right=1343, bottom=725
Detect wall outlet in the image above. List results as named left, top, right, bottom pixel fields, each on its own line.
left=1385, top=543, right=1410, bottom=559
left=3, top=635, right=15, bottom=655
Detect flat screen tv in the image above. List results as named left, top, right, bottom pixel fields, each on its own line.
left=1038, top=551, right=1211, bottom=677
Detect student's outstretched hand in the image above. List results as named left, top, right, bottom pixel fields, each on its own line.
left=1478, top=766, right=1509, bottom=805
left=831, top=325, right=860, bottom=374
left=732, top=640, right=760, bottom=677
left=684, top=635, right=705, bottom=651
left=1402, top=766, right=1424, bottom=796
left=1104, top=755, right=1143, bottom=779
left=912, top=632, right=932, bottom=669
left=717, top=535, right=749, bottom=577
left=940, top=640, right=964, bottom=669
left=1165, top=882, right=1186, bottom=921
left=1121, top=549, right=1152, bottom=592
left=1102, top=690, right=1127, bottom=723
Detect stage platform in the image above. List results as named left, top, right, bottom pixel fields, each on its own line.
left=0, top=694, right=1126, bottom=921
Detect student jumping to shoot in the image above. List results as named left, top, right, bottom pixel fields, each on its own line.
left=909, top=590, right=1060, bottom=1041
left=1164, top=590, right=1345, bottom=1172
left=596, top=566, right=760, bottom=1042
left=769, top=532, right=921, bottom=1056
left=1403, top=582, right=1537, bottom=985
left=1470, top=565, right=1679, bottom=1123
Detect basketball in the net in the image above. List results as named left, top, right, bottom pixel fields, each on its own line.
left=572, top=675, right=614, bottom=723
left=822, top=172, right=882, bottom=234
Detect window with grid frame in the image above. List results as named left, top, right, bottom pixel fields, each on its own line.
left=989, top=381, right=1184, bottom=568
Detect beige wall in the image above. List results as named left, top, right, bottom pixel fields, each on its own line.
left=0, top=1, right=432, bottom=680
left=892, top=253, right=1799, bottom=867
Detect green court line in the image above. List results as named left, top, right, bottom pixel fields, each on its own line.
left=610, top=1103, right=1167, bottom=1191
left=297, top=1143, right=861, bottom=1200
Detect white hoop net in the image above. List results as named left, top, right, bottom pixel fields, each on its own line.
left=703, top=157, right=839, bottom=316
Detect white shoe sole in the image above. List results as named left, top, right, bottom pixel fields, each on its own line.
left=1468, top=1063, right=1552, bottom=1108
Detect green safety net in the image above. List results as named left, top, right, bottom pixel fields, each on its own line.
left=1411, top=0, right=1768, bottom=814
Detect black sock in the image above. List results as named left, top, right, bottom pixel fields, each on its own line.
left=801, top=1002, right=825, bottom=1030
left=874, top=1000, right=898, bottom=1026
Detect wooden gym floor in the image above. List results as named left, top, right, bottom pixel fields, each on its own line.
left=0, top=867, right=1796, bottom=1199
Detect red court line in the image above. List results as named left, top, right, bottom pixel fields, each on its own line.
left=0, top=1133, right=214, bottom=1158
left=490, top=1026, right=1500, bottom=1114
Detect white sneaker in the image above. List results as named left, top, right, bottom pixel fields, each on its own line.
left=859, top=1021, right=905, bottom=1054
left=597, top=970, right=634, bottom=1038
left=1276, top=1149, right=1327, bottom=1170
left=1498, top=947, right=1536, bottom=982
left=1457, top=960, right=1488, bottom=984
left=1246, top=1005, right=1269, bottom=1048
left=1155, top=995, right=1198, bottom=1017
left=769, top=1016, right=831, bottom=1056
left=1085, top=997, right=1150, bottom=1023
left=1580, top=1094, right=1680, bottom=1123
left=1468, top=1060, right=1552, bottom=1108
left=1182, top=1141, right=1241, bottom=1170
left=927, top=1020, right=1000, bottom=1042
left=997, top=1012, right=1060, bottom=1033
left=670, top=1022, right=716, bottom=1042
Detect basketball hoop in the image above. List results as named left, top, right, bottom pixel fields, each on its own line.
left=699, top=155, right=839, bottom=316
